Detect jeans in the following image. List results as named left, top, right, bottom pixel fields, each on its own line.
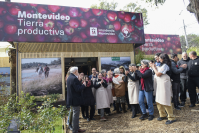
left=188, top=77, right=199, bottom=104
left=100, top=109, right=104, bottom=117
left=172, top=82, right=180, bottom=107
left=116, top=96, right=125, bottom=103
left=113, top=101, right=122, bottom=110
left=139, top=90, right=154, bottom=115
left=67, top=106, right=73, bottom=126
left=180, top=79, right=187, bottom=102
left=67, top=108, right=71, bottom=125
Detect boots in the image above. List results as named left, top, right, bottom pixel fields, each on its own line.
left=122, top=103, right=127, bottom=113
left=116, top=103, right=121, bottom=113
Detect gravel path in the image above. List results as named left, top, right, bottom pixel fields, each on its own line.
left=66, top=99, right=199, bottom=133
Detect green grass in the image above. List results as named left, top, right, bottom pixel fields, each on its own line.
left=21, top=118, right=63, bottom=133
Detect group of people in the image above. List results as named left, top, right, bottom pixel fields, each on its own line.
left=36, top=64, right=50, bottom=78
left=66, top=51, right=199, bottom=133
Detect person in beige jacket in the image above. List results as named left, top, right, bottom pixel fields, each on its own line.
left=112, top=68, right=127, bottom=113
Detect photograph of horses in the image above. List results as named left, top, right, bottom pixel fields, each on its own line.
left=21, top=58, right=62, bottom=96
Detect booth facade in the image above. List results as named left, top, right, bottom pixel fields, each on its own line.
left=10, top=42, right=138, bottom=100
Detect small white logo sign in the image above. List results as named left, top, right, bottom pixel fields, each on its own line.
left=122, top=28, right=130, bottom=38
left=90, top=27, right=97, bottom=36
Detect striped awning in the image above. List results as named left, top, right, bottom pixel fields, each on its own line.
left=13, top=42, right=135, bottom=53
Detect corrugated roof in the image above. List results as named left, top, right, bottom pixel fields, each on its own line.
left=13, top=42, right=134, bottom=53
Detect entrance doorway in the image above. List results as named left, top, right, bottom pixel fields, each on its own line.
left=65, top=57, right=98, bottom=76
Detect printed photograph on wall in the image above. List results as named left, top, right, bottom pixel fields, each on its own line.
left=101, top=57, right=131, bottom=71
left=21, top=58, right=62, bottom=96
left=0, top=67, right=10, bottom=92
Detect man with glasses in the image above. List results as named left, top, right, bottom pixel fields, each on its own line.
left=177, top=52, right=190, bottom=107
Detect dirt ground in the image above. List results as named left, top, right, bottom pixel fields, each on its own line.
left=66, top=99, right=199, bottom=133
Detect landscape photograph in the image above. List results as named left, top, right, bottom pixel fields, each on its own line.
left=21, top=58, right=62, bottom=96
left=101, top=57, right=131, bottom=71
left=0, top=67, right=10, bottom=92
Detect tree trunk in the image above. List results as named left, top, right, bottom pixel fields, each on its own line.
left=187, top=0, right=199, bottom=23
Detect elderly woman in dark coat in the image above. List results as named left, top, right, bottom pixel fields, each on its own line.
left=81, top=75, right=95, bottom=121
left=135, top=60, right=154, bottom=121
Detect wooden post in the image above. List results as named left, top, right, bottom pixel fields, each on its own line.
left=8, top=49, right=16, bottom=94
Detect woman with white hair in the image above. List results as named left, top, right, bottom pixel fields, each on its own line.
left=134, top=60, right=154, bottom=121
left=112, top=68, right=127, bottom=113
left=93, top=73, right=109, bottom=121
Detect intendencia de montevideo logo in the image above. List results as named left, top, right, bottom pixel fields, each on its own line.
left=121, top=27, right=130, bottom=38
left=17, top=11, right=71, bottom=36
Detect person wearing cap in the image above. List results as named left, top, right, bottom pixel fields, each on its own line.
left=136, top=64, right=142, bottom=71
left=112, top=68, right=127, bottom=113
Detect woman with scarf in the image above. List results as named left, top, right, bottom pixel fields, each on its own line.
left=135, top=60, right=154, bottom=121
left=81, top=75, right=95, bottom=121
left=150, top=53, right=176, bottom=125
left=93, top=73, right=110, bottom=121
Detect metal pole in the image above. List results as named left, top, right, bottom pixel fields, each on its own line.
left=16, top=43, right=18, bottom=97
left=133, top=44, right=136, bottom=64
left=183, top=20, right=189, bottom=49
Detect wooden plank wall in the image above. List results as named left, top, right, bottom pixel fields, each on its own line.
left=18, top=52, right=134, bottom=100
left=0, top=57, right=10, bottom=67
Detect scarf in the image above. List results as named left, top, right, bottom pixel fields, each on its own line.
left=140, top=67, right=149, bottom=90
left=86, top=80, right=91, bottom=87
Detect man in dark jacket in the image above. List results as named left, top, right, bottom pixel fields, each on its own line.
left=67, top=67, right=86, bottom=133
left=170, top=53, right=187, bottom=110
left=177, top=52, right=190, bottom=106
left=188, top=51, right=199, bottom=107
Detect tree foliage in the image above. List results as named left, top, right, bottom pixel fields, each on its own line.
left=122, top=3, right=149, bottom=25
left=90, top=0, right=118, bottom=10
left=90, top=0, right=149, bottom=25
left=187, top=46, right=199, bottom=56
left=142, top=0, right=166, bottom=6
left=180, top=34, right=199, bottom=51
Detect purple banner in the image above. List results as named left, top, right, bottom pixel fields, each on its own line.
left=0, top=1, right=144, bottom=43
